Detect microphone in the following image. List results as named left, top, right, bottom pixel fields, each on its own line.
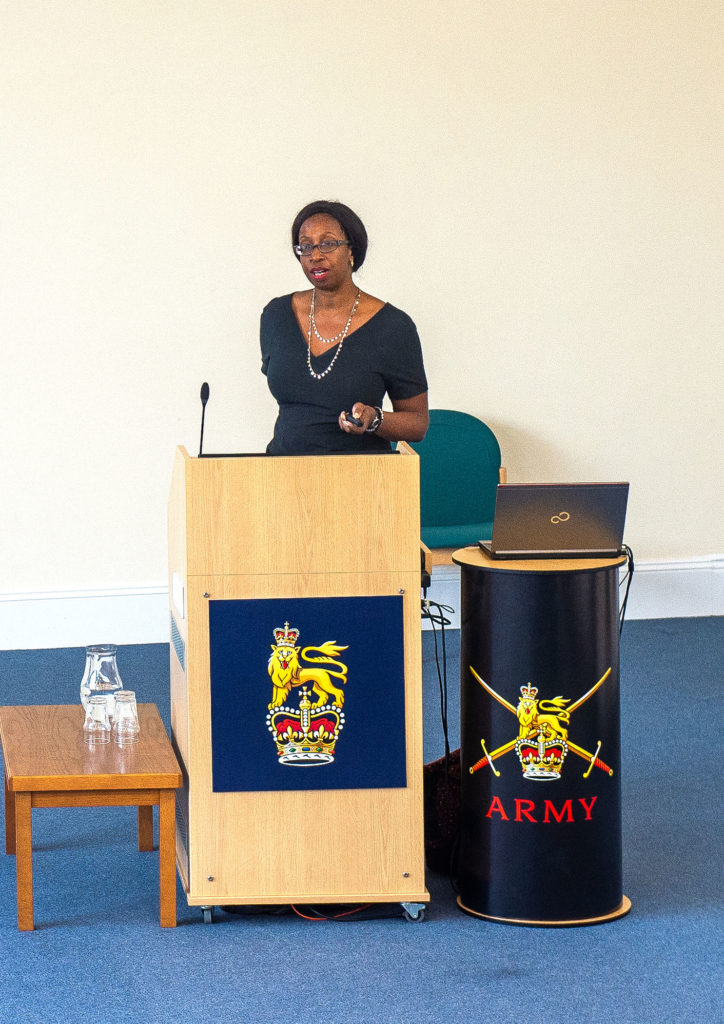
left=199, top=382, right=210, bottom=456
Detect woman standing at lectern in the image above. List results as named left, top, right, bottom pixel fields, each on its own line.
left=260, top=200, right=428, bottom=454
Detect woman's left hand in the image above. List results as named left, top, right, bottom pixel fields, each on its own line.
left=338, top=402, right=375, bottom=434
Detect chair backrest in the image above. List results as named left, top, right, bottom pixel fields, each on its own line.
left=410, top=409, right=502, bottom=548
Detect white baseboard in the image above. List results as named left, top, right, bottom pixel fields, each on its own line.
left=0, top=558, right=721, bottom=649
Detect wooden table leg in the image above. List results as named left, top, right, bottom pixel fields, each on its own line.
left=4, top=771, right=16, bottom=855
left=15, top=792, right=34, bottom=931
left=158, top=790, right=176, bottom=927
left=137, top=805, right=154, bottom=852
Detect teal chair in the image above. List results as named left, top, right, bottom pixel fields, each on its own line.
left=410, top=409, right=504, bottom=552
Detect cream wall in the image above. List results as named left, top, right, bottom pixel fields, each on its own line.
left=2, top=1, right=721, bottom=606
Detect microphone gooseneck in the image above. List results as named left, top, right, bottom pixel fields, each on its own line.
left=199, top=382, right=210, bottom=456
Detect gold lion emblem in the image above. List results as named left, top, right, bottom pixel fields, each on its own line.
left=516, top=685, right=570, bottom=741
left=268, top=622, right=348, bottom=710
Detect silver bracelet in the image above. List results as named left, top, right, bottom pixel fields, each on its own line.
left=366, top=406, right=383, bottom=433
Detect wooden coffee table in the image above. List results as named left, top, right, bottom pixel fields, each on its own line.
left=0, top=703, right=182, bottom=930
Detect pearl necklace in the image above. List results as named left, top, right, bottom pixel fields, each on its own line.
left=311, top=291, right=356, bottom=345
left=306, top=288, right=361, bottom=380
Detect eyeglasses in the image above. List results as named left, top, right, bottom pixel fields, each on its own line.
left=293, top=239, right=351, bottom=257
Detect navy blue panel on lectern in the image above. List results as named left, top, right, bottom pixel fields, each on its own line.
left=209, top=595, right=407, bottom=793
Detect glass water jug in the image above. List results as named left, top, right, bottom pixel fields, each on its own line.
left=80, top=644, right=124, bottom=716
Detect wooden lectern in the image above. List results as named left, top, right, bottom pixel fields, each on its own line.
left=167, top=444, right=429, bottom=918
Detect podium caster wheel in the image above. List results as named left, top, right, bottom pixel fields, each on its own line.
left=201, top=906, right=214, bottom=924
left=401, top=902, right=426, bottom=922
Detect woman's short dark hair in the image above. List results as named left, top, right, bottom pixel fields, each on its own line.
left=291, top=200, right=368, bottom=272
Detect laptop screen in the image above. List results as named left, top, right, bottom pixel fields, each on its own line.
left=485, top=482, right=629, bottom=558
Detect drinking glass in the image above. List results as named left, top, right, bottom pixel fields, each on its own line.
left=83, top=695, right=112, bottom=744
left=113, top=690, right=140, bottom=745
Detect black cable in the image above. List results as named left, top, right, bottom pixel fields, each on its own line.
left=421, top=598, right=454, bottom=763
left=422, top=596, right=461, bottom=897
left=618, top=544, right=634, bottom=630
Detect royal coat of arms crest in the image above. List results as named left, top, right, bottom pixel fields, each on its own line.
left=469, top=666, right=614, bottom=780
left=265, top=622, right=348, bottom=766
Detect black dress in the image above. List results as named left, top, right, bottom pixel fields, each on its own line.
left=260, top=294, right=428, bottom=455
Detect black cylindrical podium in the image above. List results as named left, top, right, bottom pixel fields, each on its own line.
left=453, top=547, right=631, bottom=925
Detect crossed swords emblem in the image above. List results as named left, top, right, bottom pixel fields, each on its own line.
left=469, top=666, right=614, bottom=778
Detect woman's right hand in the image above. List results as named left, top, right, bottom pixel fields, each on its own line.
left=338, top=403, right=375, bottom=434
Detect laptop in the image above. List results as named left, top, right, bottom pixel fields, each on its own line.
left=479, top=482, right=629, bottom=559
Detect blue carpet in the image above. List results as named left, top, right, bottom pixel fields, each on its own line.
left=0, top=618, right=721, bottom=1024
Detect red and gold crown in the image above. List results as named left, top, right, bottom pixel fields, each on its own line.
left=520, top=683, right=538, bottom=699
left=266, top=686, right=345, bottom=766
left=273, top=622, right=299, bottom=646
left=515, top=736, right=568, bottom=780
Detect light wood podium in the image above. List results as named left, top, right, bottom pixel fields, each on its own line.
left=167, top=444, right=429, bottom=919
